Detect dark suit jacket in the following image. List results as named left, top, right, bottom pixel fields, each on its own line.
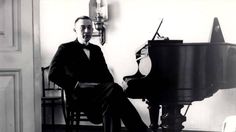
left=48, top=40, right=114, bottom=93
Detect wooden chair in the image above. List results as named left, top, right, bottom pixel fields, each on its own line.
left=43, top=66, right=103, bottom=132
left=63, top=88, right=103, bottom=132
left=41, top=66, right=66, bottom=131
left=42, top=65, right=108, bottom=132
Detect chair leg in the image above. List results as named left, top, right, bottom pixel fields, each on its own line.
left=64, top=107, right=81, bottom=132
left=42, top=101, right=46, bottom=125
left=65, top=118, right=70, bottom=132
left=65, top=111, right=73, bottom=132
left=51, top=100, right=55, bottom=132
left=103, top=114, right=121, bottom=132
left=66, top=120, right=72, bottom=132
left=76, top=111, right=80, bottom=132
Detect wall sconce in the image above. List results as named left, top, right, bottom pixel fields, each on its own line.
left=89, top=0, right=108, bottom=45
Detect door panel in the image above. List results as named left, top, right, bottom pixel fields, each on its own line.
left=0, top=71, right=20, bottom=132
left=0, top=0, right=17, bottom=51
left=0, top=0, right=40, bottom=132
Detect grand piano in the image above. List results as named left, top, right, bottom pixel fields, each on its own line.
left=123, top=18, right=236, bottom=132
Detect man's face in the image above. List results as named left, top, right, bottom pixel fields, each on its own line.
left=74, top=19, right=93, bottom=44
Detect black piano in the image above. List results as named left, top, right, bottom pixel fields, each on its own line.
left=123, top=18, right=236, bottom=132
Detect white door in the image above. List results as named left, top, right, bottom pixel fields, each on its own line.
left=0, top=0, right=41, bottom=132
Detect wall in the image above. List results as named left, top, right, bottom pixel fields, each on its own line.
left=40, top=0, right=236, bottom=131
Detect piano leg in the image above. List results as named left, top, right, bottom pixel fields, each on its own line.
left=146, top=100, right=160, bottom=132
left=161, top=105, right=186, bottom=132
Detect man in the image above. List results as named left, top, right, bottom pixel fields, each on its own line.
left=48, top=16, right=151, bottom=132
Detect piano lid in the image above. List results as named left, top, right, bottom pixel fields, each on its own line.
left=210, top=17, right=225, bottom=43
left=124, top=17, right=236, bottom=104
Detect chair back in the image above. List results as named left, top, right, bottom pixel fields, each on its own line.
left=41, top=66, right=67, bottom=126
left=41, top=66, right=62, bottom=99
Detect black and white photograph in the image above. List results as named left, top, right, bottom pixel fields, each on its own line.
left=1, top=0, right=236, bottom=132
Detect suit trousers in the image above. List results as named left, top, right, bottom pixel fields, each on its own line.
left=74, top=82, right=148, bottom=132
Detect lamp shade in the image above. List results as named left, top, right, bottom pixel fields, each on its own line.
left=89, top=0, right=108, bottom=22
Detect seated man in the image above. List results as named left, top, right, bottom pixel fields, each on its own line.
left=48, top=16, right=151, bottom=132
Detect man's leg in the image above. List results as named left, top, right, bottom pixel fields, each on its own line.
left=97, top=82, right=149, bottom=132
left=103, top=104, right=121, bottom=132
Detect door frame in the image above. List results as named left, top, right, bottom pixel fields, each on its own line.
left=33, top=0, right=42, bottom=132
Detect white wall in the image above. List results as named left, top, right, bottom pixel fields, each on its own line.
left=40, top=0, right=236, bottom=131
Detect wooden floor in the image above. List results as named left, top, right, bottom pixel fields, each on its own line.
left=42, top=125, right=126, bottom=132
left=43, top=125, right=97, bottom=132
left=42, top=125, right=218, bottom=132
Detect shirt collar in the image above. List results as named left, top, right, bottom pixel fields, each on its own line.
left=75, top=39, right=90, bottom=46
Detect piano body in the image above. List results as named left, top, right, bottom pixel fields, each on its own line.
left=123, top=18, right=236, bottom=132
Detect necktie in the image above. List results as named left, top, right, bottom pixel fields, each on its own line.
left=81, top=44, right=90, bottom=49
left=81, top=44, right=90, bottom=59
